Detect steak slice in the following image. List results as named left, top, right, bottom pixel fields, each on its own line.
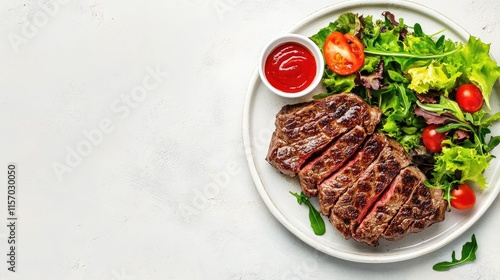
left=298, top=126, right=367, bottom=197
left=330, top=138, right=411, bottom=239
left=352, top=166, right=425, bottom=246
left=382, top=182, right=447, bottom=241
left=317, top=132, right=387, bottom=215
left=266, top=93, right=381, bottom=177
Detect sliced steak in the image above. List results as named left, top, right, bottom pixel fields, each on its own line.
left=352, top=166, right=425, bottom=246
left=382, top=182, right=447, bottom=241
left=330, top=138, right=411, bottom=239
left=317, top=132, right=387, bottom=215
left=266, top=93, right=381, bottom=177
left=298, top=126, right=367, bottom=197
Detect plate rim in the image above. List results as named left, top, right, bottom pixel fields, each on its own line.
left=243, top=0, right=500, bottom=263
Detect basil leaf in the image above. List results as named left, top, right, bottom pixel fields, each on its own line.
left=433, top=234, right=478, bottom=271
left=289, top=191, right=326, bottom=235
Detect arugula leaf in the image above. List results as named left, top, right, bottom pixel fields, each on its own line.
left=433, top=234, right=478, bottom=271
left=480, top=111, right=500, bottom=127
left=487, top=136, right=500, bottom=152
left=289, top=191, right=326, bottom=235
left=387, top=69, right=409, bottom=83
left=363, top=18, right=459, bottom=71
left=417, top=96, right=465, bottom=122
left=364, top=48, right=459, bottom=59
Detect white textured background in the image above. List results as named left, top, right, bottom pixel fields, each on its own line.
left=0, top=0, right=499, bottom=279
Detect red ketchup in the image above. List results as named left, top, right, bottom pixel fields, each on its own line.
left=264, top=42, right=317, bottom=93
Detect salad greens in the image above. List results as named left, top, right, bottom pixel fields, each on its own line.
left=310, top=12, right=500, bottom=206
left=289, top=191, right=326, bottom=235
left=433, top=234, right=478, bottom=271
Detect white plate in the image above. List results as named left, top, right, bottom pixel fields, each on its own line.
left=243, top=0, right=500, bottom=263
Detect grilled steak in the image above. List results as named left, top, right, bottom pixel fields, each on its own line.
left=382, top=182, right=447, bottom=241
left=266, top=93, right=381, bottom=177
left=317, top=132, right=387, bottom=215
left=298, top=126, right=367, bottom=197
left=330, top=138, right=411, bottom=239
left=265, top=93, right=448, bottom=245
left=352, top=166, right=425, bottom=246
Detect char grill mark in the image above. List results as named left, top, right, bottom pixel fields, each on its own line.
left=298, top=126, right=367, bottom=197
left=330, top=139, right=411, bottom=239
left=266, top=93, right=381, bottom=177
left=317, top=132, right=387, bottom=215
left=382, top=182, right=447, bottom=241
left=352, top=166, right=425, bottom=246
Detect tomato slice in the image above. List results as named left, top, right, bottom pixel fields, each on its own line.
left=450, top=184, right=476, bottom=210
left=323, top=31, right=365, bottom=75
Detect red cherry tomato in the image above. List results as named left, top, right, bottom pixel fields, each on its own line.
left=455, top=84, right=483, bottom=113
left=450, top=184, right=476, bottom=210
left=323, top=31, right=365, bottom=75
left=422, top=125, right=447, bottom=153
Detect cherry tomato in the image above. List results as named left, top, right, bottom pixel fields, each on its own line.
left=323, top=31, right=365, bottom=75
left=455, top=84, right=483, bottom=113
left=422, top=125, right=447, bottom=153
left=450, top=184, right=476, bottom=210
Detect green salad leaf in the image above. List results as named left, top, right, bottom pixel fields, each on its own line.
left=433, top=234, right=478, bottom=271
left=446, top=36, right=500, bottom=109
left=407, top=61, right=461, bottom=94
left=416, top=96, right=465, bottom=122
left=310, top=12, right=360, bottom=48
left=480, top=111, right=500, bottom=127
left=433, top=140, right=490, bottom=190
left=322, top=71, right=356, bottom=94
left=310, top=11, right=500, bottom=206
left=372, top=83, right=421, bottom=151
left=289, top=192, right=326, bottom=235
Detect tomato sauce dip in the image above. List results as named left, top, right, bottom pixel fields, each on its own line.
left=264, top=42, right=317, bottom=93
